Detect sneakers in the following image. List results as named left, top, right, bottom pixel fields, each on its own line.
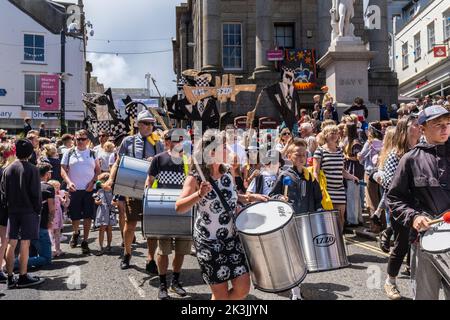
left=158, top=284, right=169, bottom=300
left=69, top=230, right=80, bottom=248
left=7, top=275, right=17, bottom=289
left=170, top=281, right=187, bottom=297
left=384, top=283, right=401, bottom=300
left=0, top=271, right=7, bottom=284
left=120, top=254, right=131, bottom=270
left=16, top=274, right=44, bottom=288
left=145, top=260, right=158, bottom=274
left=81, top=241, right=90, bottom=254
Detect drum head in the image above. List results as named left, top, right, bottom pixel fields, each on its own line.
left=421, top=222, right=450, bottom=253
left=236, top=200, right=293, bottom=235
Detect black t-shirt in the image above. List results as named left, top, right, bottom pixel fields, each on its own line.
left=148, top=151, right=186, bottom=189
left=40, top=182, right=55, bottom=229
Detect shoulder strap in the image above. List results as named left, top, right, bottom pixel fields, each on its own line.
left=208, top=176, right=232, bottom=214
left=66, top=148, right=76, bottom=168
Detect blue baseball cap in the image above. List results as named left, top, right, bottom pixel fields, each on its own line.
left=418, top=105, right=450, bottom=125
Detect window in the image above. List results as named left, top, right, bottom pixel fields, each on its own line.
left=274, top=24, right=294, bottom=49
left=427, top=22, right=435, bottom=52
left=24, top=75, right=40, bottom=106
left=24, top=34, right=45, bottom=62
left=402, top=42, right=409, bottom=69
left=444, top=10, right=450, bottom=41
left=222, top=23, right=242, bottom=70
left=414, top=33, right=421, bottom=61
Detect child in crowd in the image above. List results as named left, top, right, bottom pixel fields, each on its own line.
left=93, top=173, right=117, bottom=255
left=269, top=138, right=322, bottom=300
left=47, top=180, right=69, bottom=257
left=247, top=150, right=281, bottom=196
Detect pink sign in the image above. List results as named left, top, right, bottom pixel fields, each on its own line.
left=39, top=74, right=59, bottom=111
left=267, top=50, right=284, bottom=61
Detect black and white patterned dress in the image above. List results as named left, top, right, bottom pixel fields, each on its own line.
left=192, top=172, right=249, bottom=285
left=314, top=146, right=346, bottom=204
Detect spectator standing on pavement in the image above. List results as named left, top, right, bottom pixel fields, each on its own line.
left=23, top=118, right=32, bottom=136
left=0, top=142, right=16, bottom=283
left=145, top=129, right=191, bottom=300
left=1, top=139, right=44, bottom=288
left=105, top=110, right=164, bottom=271
left=39, top=123, right=46, bottom=138
left=47, top=180, right=68, bottom=257
left=26, top=131, right=39, bottom=166
left=93, top=173, right=116, bottom=255
left=61, top=129, right=100, bottom=255
left=378, top=99, right=389, bottom=121
left=58, top=134, right=73, bottom=157
left=40, top=144, right=62, bottom=183
left=93, top=131, right=112, bottom=173
left=387, top=105, right=450, bottom=300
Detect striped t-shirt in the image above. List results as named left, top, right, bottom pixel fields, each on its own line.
left=314, top=146, right=346, bottom=204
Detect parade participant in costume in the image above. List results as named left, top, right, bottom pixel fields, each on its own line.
left=266, top=67, right=301, bottom=134
left=175, top=130, right=268, bottom=300
left=145, top=129, right=190, bottom=300
left=387, top=105, right=450, bottom=300
left=270, top=138, right=322, bottom=300
left=105, top=110, right=164, bottom=271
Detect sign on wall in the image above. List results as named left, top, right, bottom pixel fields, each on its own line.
left=282, top=49, right=317, bottom=90
left=39, top=75, right=59, bottom=111
left=434, top=46, right=447, bottom=58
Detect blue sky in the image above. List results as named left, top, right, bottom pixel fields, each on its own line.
left=63, top=0, right=184, bottom=96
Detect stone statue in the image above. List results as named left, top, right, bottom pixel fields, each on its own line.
left=330, top=0, right=356, bottom=40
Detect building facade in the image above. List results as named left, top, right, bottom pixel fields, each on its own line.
left=173, top=0, right=398, bottom=121
left=0, top=0, right=86, bottom=134
left=393, top=0, right=450, bottom=98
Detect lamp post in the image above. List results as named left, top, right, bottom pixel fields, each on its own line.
left=60, top=28, right=67, bottom=134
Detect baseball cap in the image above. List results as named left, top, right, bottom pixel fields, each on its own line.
left=418, top=105, right=450, bottom=125
left=164, top=129, right=184, bottom=142
left=137, top=110, right=156, bottom=123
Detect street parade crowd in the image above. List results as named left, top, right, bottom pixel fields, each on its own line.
left=0, top=92, right=449, bottom=301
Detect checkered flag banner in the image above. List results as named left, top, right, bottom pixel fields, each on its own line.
left=282, top=66, right=295, bottom=73
left=125, top=102, right=139, bottom=127
left=178, top=76, right=188, bottom=87
left=195, top=77, right=210, bottom=87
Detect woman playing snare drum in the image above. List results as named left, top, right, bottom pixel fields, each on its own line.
left=176, top=130, right=267, bottom=300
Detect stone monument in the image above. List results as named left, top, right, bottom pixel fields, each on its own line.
left=317, top=0, right=378, bottom=122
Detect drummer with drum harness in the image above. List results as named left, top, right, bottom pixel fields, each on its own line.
left=269, top=138, right=323, bottom=300
left=105, top=110, right=164, bottom=271
left=387, top=105, right=450, bottom=300
left=144, top=129, right=190, bottom=300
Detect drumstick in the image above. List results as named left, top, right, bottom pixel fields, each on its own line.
left=283, top=176, right=292, bottom=201
left=427, top=211, right=450, bottom=226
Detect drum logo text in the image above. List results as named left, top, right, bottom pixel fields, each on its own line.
left=277, top=206, right=287, bottom=217
left=313, top=233, right=336, bottom=247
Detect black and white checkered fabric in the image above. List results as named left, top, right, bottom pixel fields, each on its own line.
left=125, top=102, right=139, bottom=127
left=381, top=150, right=400, bottom=191
left=195, top=77, right=210, bottom=87
left=156, top=171, right=186, bottom=187
left=178, top=76, right=188, bottom=87
left=109, top=121, right=128, bottom=138
left=282, top=66, right=295, bottom=74
left=97, top=121, right=110, bottom=133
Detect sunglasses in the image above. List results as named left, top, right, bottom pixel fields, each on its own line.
left=282, top=132, right=291, bottom=136
left=139, top=121, right=154, bottom=126
left=76, top=137, right=88, bottom=142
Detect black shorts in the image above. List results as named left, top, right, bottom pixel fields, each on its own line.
left=8, top=214, right=40, bottom=240
left=68, top=190, right=95, bottom=221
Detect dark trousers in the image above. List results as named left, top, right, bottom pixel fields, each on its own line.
left=387, top=217, right=410, bottom=277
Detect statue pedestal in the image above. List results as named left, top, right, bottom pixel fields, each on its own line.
left=317, top=38, right=379, bottom=122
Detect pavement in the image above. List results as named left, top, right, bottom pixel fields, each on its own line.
left=0, top=223, right=419, bottom=301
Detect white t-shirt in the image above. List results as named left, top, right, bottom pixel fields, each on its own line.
left=61, top=148, right=96, bottom=190
left=108, top=153, right=117, bottom=167
left=247, top=172, right=277, bottom=195
left=93, top=145, right=111, bottom=172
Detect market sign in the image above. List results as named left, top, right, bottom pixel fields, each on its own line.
left=267, top=50, right=284, bottom=61
left=433, top=46, right=447, bottom=58
left=39, top=74, right=59, bottom=111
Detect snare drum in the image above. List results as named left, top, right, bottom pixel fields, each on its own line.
left=235, top=200, right=307, bottom=293
left=113, top=156, right=150, bottom=199
left=420, top=220, right=450, bottom=286
left=142, top=188, right=193, bottom=240
left=295, top=210, right=349, bottom=272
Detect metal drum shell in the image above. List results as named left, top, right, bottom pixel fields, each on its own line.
left=295, top=210, right=349, bottom=272
left=142, top=188, right=193, bottom=240
left=113, top=156, right=150, bottom=199
left=236, top=201, right=308, bottom=293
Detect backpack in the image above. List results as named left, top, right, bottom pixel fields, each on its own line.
left=64, top=147, right=96, bottom=169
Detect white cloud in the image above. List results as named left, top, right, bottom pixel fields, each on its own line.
left=87, top=53, right=142, bottom=88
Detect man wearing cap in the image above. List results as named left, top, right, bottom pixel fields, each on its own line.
left=387, top=105, right=450, bottom=300
left=144, top=128, right=190, bottom=300
left=106, top=110, right=164, bottom=271
left=1, top=139, right=44, bottom=288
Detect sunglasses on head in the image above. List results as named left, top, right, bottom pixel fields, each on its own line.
left=76, top=137, right=88, bottom=142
